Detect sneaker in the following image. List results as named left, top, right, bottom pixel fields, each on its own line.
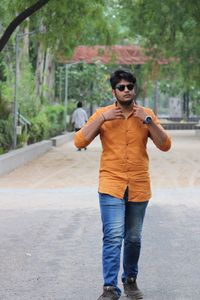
left=97, top=286, right=120, bottom=300
left=123, top=277, right=143, bottom=299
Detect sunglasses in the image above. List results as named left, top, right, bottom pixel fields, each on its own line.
left=115, top=84, right=134, bottom=92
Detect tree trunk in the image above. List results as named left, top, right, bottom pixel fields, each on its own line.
left=35, top=20, right=46, bottom=103
left=43, top=48, right=55, bottom=103
left=183, top=90, right=190, bottom=120
left=0, top=0, right=50, bottom=52
left=153, top=80, right=158, bottom=115
left=21, top=21, right=29, bottom=61
left=35, top=41, right=45, bottom=102
left=19, top=21, right=30, bottom=82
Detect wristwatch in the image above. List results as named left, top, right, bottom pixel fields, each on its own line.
left=143, top=115, right=152, bottom=124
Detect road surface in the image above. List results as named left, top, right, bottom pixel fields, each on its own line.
left=0, top=130, right=199, bottom=299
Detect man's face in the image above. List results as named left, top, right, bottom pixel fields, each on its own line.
left=112, top=79, right=136, bottom=106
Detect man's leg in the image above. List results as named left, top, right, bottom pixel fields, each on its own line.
left=122, top=198, right=148, bottom=298
left=99, top=193, right=125, bottom=297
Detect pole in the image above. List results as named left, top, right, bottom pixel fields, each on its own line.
left=64, top=64, right=68, bottom=131
left=153, top=80, right=158, bottom=115
left=63, top=61, right=82, bottom=131
left=59, top=66, right=62, bottom=103
left=13, top=34, right=19, bottom=149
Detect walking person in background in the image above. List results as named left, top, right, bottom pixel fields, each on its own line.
left=72, top=101, right=88, bottom=151
left=74, top=69, right=171, bottom=299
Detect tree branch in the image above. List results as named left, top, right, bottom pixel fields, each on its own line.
left=0, top=0, right=50, bottom=52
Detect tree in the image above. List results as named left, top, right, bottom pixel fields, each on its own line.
left=112, top=0, right=200, bottom=116
left=119, top=0, right=200, bottom=84
left=68, top=62, right=112, bottom=108
left=0, top=0, right=50, bottom=52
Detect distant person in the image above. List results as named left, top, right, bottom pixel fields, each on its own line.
left=74, top=69, right=171, bottom=299
left=72, top=101, right=88, bottom=151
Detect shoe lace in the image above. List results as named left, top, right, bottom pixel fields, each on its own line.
left=126, top=277, right=136, bottom=283
left=102, top=287, right=115, bottom=297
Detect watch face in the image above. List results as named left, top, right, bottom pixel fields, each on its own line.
left=145, top=116, right=152, bottom=124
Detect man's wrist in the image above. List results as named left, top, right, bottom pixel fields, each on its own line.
left=143, top=115, right=152, bottom=124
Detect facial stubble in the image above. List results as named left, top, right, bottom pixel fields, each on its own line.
left=114, top=92, right=135, bottom=107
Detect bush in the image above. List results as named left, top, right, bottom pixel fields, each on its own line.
left=44, top=104, right=65, bottom=137
left=0, top=118, right=13, bottom=153
left=0, top=101, right=66, bottom=152
left=28, top=111, right=50, bottom=144
left=28, top=104, right=65, bottom=144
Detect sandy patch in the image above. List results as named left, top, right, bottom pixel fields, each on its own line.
left=0, top=130, right=199, bottom=189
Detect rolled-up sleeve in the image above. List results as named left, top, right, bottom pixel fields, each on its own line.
left=74, top=109, right=102, bottom=149
left=147, top=108, right=171, bottom=152
left=157, top=135, right=171, bottom=151
left=74, top=129, right=91, bottom=148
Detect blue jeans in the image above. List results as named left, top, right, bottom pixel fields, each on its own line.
left=99, top=189, right=148, bottom=296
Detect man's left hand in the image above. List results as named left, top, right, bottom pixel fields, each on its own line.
left=133, top=105, right=148, bottom=122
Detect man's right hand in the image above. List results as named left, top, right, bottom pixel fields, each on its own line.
left=102, top=107, right=124, bottom=121
left=77, top=107, right=124, bottom=146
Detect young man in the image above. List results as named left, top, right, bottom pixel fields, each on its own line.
left=74, top=69, right=171, bottom=300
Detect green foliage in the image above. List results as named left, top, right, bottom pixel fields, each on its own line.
left=0, top=95, right=12, bottom=153
left=0, top=118, right=13, bottom=153
left=67, top=101, right=76, bottom=115
left=0, top=54, right=39, bottom=116
left=18, top=61, right=39, bottom=116
left=44, top=104, right=65, bottom=136
left=190, top=90, right=200, bottom=116
left=0, top=0, right=122, bottom=151
left=120, top=0, right=200, bottom=84
left=0, top=59, right=14, bottom=102
left=28, top=111, right=50, bottom=143
left=68, top=62, right=112, bottom=106
left=17, top=129, right=29, bottom=148
left=28, top=104, right=65, bottom=144
left=28, top=0, right=118, bottom=57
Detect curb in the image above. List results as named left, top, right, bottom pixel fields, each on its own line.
left=0, top=132, right=74, bottom=176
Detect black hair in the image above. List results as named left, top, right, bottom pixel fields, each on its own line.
left=110, top=69, right=136, bottom=89
left=77, top=101, right=82, bottom=108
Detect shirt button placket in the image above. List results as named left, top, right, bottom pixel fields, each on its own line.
left=125, top=121, right=129, bottom=174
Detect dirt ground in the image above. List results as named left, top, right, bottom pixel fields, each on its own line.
left=0, top=130, right=199, bottom=189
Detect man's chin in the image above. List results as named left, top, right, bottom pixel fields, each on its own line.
left=117, top=99, right=134, bottom=107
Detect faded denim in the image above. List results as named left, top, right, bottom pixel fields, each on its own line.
left=99, top=189, right=148, bottom=296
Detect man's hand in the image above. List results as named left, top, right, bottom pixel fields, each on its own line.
left=133, top=104, right=148, bottom=122
left=133, top=104, right=171, bottom=150
left=102, top=107, right=125, bottom=121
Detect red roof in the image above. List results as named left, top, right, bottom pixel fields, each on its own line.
left=58, top=45, right=170, bottom=65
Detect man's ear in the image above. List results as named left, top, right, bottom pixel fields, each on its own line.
left=112, top=90, right=116, bottom=97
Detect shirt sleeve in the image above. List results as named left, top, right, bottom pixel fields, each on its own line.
left=74, top=109, right=102, bottom=149
left=147, top=108, right=171, bottom=152
left=158, top=135, right=171, bottom=151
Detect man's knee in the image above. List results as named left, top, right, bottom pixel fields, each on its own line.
left=125, top=229, right=142, bottom=244
left=103, top=226, right=124, bottom=244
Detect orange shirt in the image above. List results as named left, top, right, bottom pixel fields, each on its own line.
left=74, top=104, right=171, bottom=202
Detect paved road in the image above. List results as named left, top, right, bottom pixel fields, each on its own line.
left=0, top=131, right=199, bottom=299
